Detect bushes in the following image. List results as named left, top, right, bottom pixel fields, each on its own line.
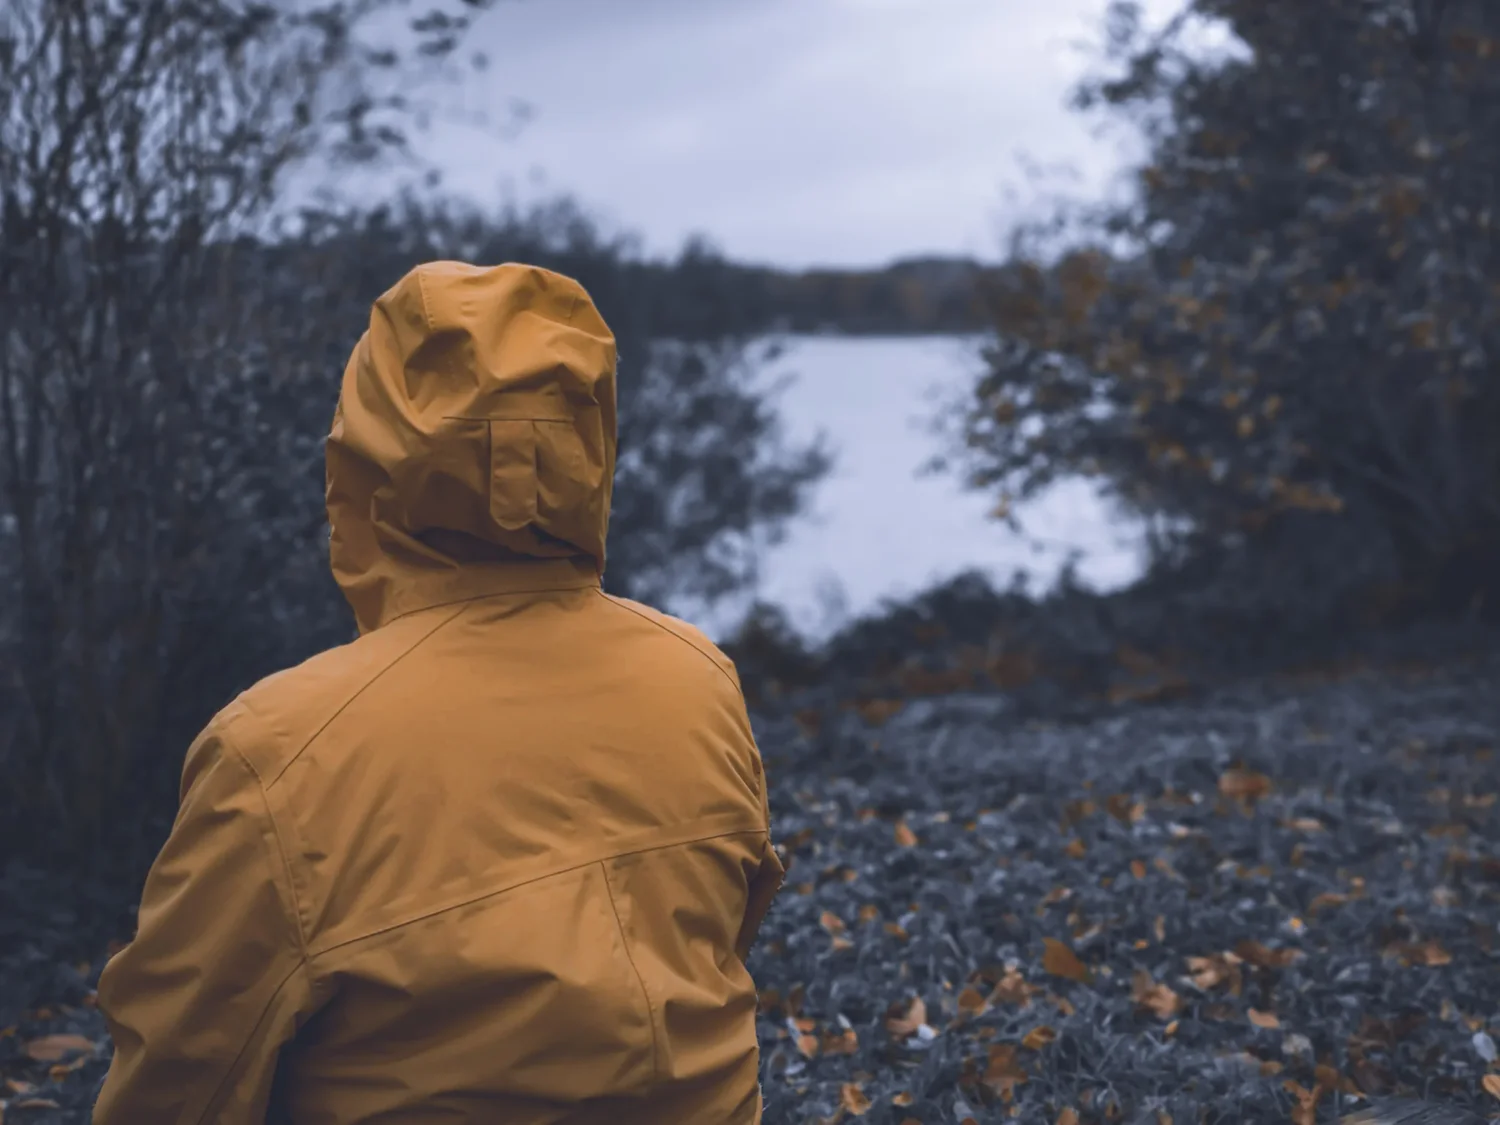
left=941, top=0, right=1500, bottom=640
left=0, top=6, right=829, bottom=883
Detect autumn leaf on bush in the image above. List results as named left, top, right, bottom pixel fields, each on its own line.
left=1042, top=937, right=1092, bottom=983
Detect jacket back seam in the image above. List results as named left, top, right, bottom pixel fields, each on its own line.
left=594, top=591, right=742, bottom=696
left=598, top=859, right=663, bottom=1090
left=305, top=827, right=769, bottom=959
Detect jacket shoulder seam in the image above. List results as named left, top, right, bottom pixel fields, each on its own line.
left=594, top=591, right=741, bottom=696
left=597, top=859, right=663, bottom=1089
left=261, top=601, right=471, bottom=787
left=218, top=722, right=314, bottom=961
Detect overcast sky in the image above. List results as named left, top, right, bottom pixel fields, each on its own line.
left=303, top=0, right=1195, bottom=269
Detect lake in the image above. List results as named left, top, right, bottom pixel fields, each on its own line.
left=672, top=334, right=1149, bottom=644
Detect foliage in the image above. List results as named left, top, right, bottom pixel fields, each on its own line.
left=0, top=3, right=829, bottom=881
left=943, top=0, right=1500, bottom=631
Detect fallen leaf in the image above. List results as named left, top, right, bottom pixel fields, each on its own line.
left=1021, top=1025, right=1057, bottom=1050
left=1483, top=1073, right=1500, bottom=1100
left=891, top=1091, right=914, bottom=1106
left=1130, top=859, right=1148, bottom=880
left=1042, top=938, right=1092, bottom=983
left=820, top=911, right=846, bottom=934
left=22, top=1034, right=95, bottom=1062
left=886, top=996, right=928, bottom=1037
left=840, top=1083, right=872, bottom=1115
left=1057, top=1108, right=1080, bottom=1125
left=1219, top=767, right=1273, bottom=803
left=1064, top=838, right=1087, bottom=859
left=1131, top=969, right=1183, bottom=1019
left=894, top=820, right=919, bottom=847
left=957, top=986, right=989, bottom=1014
left=1248, top=1008, right=1281, bottom=1029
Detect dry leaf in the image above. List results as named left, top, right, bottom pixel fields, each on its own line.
left=1248, top=1008, right=1281, bottom=1029
left=820, top=911, right=846, bottom=934
left=1064, top=838, right=1087, bottom=859
left=1130, top=859, right=1148, bottom=880
left=891, top=1091, right=914, bottom=1106
left=886, top=996, right=928, bottom=1037
left=840, top=1083, right=872, bottom=1115
left=1057, top=1108, right=1081, bottom=1125
left=1218, top=767, right=1273, bottom=802
left=22, top=1034, right=95, bottom=1062
left=1021, top=1025, right=1058, bottom=1050
left=1131, top=969, right=1183, bottom=1019
left=1042, top=938, right=1092, bottom=983
left=1483, top=1073, right=1500, bottom=1100
left=894, top=820, right=919, bottom=847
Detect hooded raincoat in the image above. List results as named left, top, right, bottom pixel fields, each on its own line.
left=91, top=261, right=786, bottom=1125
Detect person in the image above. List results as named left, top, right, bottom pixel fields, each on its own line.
left=90, top=261, right=786, bottom=1125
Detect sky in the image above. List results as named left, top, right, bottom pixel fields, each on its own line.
left=304, top=0, right=1195, bottom=270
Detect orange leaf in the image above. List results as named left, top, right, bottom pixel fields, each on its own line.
left=1058, top=1108, right=1080, bottom=1125
left=1131, top=970, right=1183, bottom=1019
left=22, top=1034, right=95, bottom=1062
left=1064, top=838, right=1087, bottom=859
left=1218, top=767, right=1272, bottom=802
left=894, top=820, right=919, bottom=847
left=841, top=1082, right=872, bottom=1116
left=1022, top=1025, right=1058, bottom=1050
left=1248, top=1008, right=1281, bottom=1029
left=1042, top=938, right=1092, bottom=983
left=886, top=996, right=928, bottom=1037
left=820, top=911, right=846, bottom=934
left=1483, top=1073, right=1500, bottom=1100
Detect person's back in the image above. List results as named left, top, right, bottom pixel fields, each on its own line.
left=90, top=261, right=786, bottom=1125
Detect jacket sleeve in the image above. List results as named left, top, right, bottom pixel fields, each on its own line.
left=93, top=717, right=317, bottom=1125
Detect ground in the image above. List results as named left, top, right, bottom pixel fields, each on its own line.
left=3, top=651, right=1499, bottom=1124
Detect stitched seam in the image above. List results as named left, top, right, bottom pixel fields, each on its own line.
left=188, top=943, right=305, bottom=1125
left=376, top=577, right=599, bottom=631
left=599, top=859, right=662, bottom=1088
left=416, top=267, right=435, bottom=332
left=224, top=733, right=312, bottom=958
left=595, top=591, right=741, bottom=695
left=266, top=602, right=470, bottom=786
left=307, top=828, right=768, bottom=957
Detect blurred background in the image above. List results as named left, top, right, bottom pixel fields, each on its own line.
left=3, top=0, right=1498, bottom=883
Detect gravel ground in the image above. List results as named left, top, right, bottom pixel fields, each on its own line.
left=3, top=651, right=1499, bottom=1124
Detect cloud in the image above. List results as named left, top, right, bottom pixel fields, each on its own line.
left=319, top=0, right=1185, bottom=267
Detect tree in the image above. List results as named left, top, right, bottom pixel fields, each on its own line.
left=0, top=2, right=829, bottom=882
left=942, top=0, right=1500, bottom=636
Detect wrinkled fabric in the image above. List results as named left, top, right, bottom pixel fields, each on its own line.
left=92, top=261, right=785, bottom=1125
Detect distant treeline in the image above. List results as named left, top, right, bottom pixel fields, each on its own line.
left=629, top=244, right=996, bottom=338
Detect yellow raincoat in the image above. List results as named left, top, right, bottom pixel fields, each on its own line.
left=92, top=261, right=785, bottom=1125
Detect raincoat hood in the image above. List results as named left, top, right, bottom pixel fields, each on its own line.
left=326, top=261, right=618, bottom=634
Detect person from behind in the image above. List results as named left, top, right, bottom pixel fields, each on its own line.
left=91, top=260, right=786, bottom=1125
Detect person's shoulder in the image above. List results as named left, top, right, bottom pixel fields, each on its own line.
left=595, top=592, right=745, bottom=696
left=212, top=610, right=453, bottom=782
